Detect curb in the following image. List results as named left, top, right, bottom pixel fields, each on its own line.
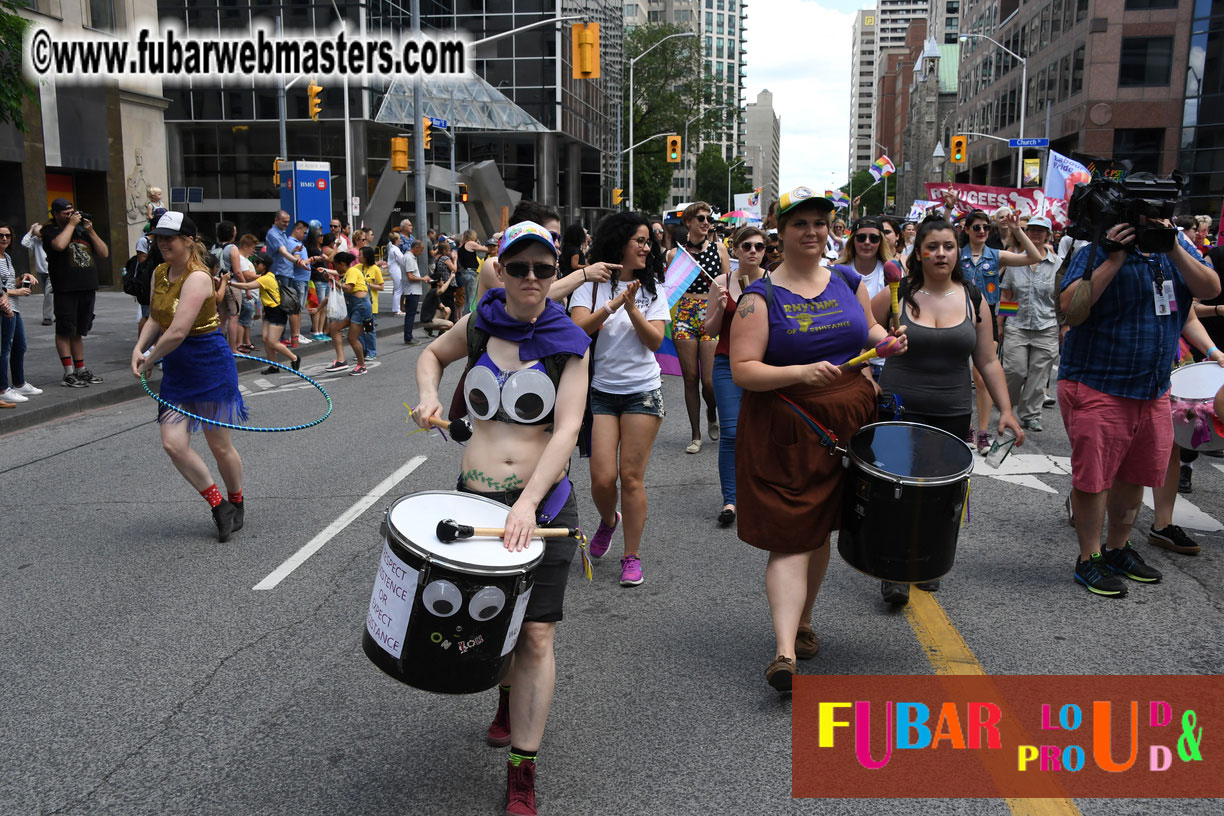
left=0, top=322, right=410, bottom=436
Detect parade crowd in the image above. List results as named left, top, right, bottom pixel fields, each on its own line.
left=3, top=187, right=1221, bottom=816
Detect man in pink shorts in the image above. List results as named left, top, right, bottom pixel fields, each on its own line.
left=1059, top=219, right=1220, bottom=597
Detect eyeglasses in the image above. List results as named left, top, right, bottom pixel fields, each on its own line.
left=969, top=224, right=990, bottom=233
left=630, top=236, right=650, bottom=247
left=693, top=214, right=710, bottom=223
left=740, top=241, right=765, bottom=252
left=854, top=233, right=882, bottom=244
left=503, top=261, right=558, bottom=279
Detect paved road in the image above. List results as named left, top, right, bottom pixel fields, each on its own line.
left=3, top=336, right=1222, bottom=815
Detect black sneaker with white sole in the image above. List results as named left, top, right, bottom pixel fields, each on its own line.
left=75, top=369, right=103, bottom=384
left=1148, top=524, right=1200, bottom=555
left=1074, top=553, right=1128, bottom=597
left=61, top=373, right=88, bottom=388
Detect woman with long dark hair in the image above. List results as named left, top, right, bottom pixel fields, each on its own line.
left=570, top=212, right=670, bottom=587
left=560, top=224, right=587, bottom=276
left=669, top=201, right=729, bottom=453
left=871, top=216, right=1024, bottom=605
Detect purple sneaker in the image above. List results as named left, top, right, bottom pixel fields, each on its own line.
left=620, top=554, right=644, bottom=587
left=588, top=511, right=620, bottom=558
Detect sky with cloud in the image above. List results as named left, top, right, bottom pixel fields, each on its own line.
left=744, top=0, right=865, bottom=195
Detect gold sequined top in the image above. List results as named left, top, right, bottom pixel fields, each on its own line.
left=150, top=263, right=221, bottom=335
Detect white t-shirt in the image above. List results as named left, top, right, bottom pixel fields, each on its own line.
left=860, top=259, right=886, bottom=298
left=575, top=279, right=671, bottom=394
left=334, top=234, right=352, bottom=253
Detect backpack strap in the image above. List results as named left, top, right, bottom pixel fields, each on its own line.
left=465, top=313, right=491, bottom=371
left=963, top=280, right=984, bottom=323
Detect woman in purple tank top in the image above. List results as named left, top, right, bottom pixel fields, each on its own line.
left=730, top=187, right=908, bottom=693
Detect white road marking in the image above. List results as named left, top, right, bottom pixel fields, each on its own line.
left=1213, top=463, right=1224, bottom=477
left=253, top=455, right=428, bottom=590
left=1142, top=488, right=1223, bottom=533
left=975, top=453, right=1072, bottom=493
left=238, top=385, right=252, bottom=395
left=989, top=473, right=1059, bottom=494
left=254, top=378, right=275, bottom=389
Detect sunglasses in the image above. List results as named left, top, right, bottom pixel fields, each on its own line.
left=693, top=214, right=710, bottom=223
left=0, top=233, right=11, bottom=239
left=740, top=241, right=765, bottom=252
left=549, top=231, right=562, bottom=244
left=503, top=261, right=558, bottom=279
left=969, top=224, right=990, bottom=233
left=766, top=245, right=780, bottom=253
left=854, top=233, right=882, bottom=244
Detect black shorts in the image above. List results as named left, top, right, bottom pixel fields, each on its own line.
left=263, top=305, right=288, bottom=326
left=53, top=290, right=96, bottom=338
left=458, top=481, right=578, bottom=624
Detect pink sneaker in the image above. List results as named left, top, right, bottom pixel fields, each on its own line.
left=588, top=511, right=620, bottom=558
left=620, top=554, right=644, bottom=587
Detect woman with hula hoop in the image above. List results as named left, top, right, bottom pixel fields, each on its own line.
left=130, top=212, right=248, bottom=542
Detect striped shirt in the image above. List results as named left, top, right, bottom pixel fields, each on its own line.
left=1058, top=245, right=1189, bottom=400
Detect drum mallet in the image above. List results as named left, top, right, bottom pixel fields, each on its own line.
left=436, top=518, right=579, bottom=543
left=883, top=260, right=905, bottom=332
left=427, top=415, right=473, bottom=442
left=839, top=335, right=903, bottom=372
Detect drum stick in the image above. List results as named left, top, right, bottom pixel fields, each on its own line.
left=883, top=260, right=905, bottom=332
left=839, top=335, right=902, bottom=371
left=427, top=415, right=473, bottom=442
left=436, top=518, right=578, bottom=543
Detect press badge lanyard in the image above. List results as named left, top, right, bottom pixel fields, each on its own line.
left=1141, top=252, right=1175, bottom=317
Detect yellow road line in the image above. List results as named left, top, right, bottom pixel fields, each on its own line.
left=904, top=589, right=1082, bottom=816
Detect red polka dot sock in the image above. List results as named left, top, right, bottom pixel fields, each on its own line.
left=227, top=490, right=243, bottom=506
left=200, top=484, right=224, bottom=508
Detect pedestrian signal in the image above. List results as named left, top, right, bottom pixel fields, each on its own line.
left=666, top=135, right=681, bottom=163
left=458, top=183, right=469, bottom=203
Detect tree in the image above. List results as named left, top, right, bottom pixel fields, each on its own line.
left=623, top=24, right=707, bottom=215
left=0, top=3, right=35, bottom=132
left=841, top=169, right=887, bottom=218
left=694, top=145, right=750, bottom=213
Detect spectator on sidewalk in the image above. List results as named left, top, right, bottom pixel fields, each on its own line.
left=400, top=236, right=426, bottom=345
left=386, top=227, right=405, bottom=318
left=264, top=211, right=309, bottom=347
left=1, top=224, right=42, bottom=403
left=329, top=218, right=351, bottom=253
left=21, top=222, right=52, bottom=326
left=43, top=198, right=107, bottom=388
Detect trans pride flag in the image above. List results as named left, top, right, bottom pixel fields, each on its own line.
left=655, top=247, right=707, bottom=376
left=869, top=155, right=896, bottom=182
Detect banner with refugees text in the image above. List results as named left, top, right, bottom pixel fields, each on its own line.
left=924, top=183, right=1069, bottom=230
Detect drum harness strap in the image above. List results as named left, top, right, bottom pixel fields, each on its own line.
left=776, top=392, right=842, bottom=454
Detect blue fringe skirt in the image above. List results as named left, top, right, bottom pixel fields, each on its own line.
left=157, top=330, right=248, bottom=431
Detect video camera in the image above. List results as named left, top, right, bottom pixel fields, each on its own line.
left=1065, top=171, right=1185, bottom=253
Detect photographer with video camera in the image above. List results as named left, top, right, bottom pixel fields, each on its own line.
left=1058, top=173, right=1220, bottom=598
left=44, top=198, right=108, bottom=388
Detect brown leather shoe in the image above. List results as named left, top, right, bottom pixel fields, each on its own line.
left=765, top=656, right=796, bottom=691
left=796, top=625, right=820, bottom=660
left=0, top=400, right=14, bottom=409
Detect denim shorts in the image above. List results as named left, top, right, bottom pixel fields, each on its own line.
left=314, top=280, right=331, bottom=302
left=345, top=294, right=373, bottom=325
left=590, top=386, right=665, bottom=418
left=238, top=296, right=256, bottom=327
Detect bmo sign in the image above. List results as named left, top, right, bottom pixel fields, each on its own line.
left=279, top=160, right=332, bottom=226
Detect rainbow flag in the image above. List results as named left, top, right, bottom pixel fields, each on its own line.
left=998, top=300, right=1019, bottom=315
left=663, top=247, right=704, bottom=311
left=869, top=155, right=896, bottom=182
left=826, top=190, right=850, bottom=209
left=655, top=319, right=682, bottom=376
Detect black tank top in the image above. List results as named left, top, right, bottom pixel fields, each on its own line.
left=457, top=245, right=479, bottom=269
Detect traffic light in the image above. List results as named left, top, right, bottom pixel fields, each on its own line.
left=571, top=23, right=600, bottom=79
left=612, top=188, right=624, bottom=206
left=666, top=134, right=681, bottom=163
left=951, top=135, right=967, bottom=165
left=458, top=183, right=469, bottom=203
left=391, top=136, right=409, bottom=172
left=273, top=157, right=282, bottom=188
left=422, top=117, right=432, bottom=150
left=307, top=82, right=323, bottom=121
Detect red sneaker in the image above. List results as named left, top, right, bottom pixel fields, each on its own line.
left=505, top=759, right=537, bottom=816
left=487, top=687, right=511, bottom=747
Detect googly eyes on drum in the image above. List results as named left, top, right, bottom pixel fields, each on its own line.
left=422, top=580, right=508, bottom=621
left=463, top=366, right=557, bottom=423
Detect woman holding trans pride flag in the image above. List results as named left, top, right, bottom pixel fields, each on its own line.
left=668, top=201, right=729, bottom=454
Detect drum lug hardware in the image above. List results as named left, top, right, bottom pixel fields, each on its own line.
left=892, top=479, right=903, bottom=500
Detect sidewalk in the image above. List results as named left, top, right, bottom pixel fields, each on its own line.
left=0, top=289, right=405, bottom=435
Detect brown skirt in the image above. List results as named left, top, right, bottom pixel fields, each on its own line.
left=735, top=373, right=877, bottom=553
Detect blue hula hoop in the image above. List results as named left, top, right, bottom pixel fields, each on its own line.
left=141, top=352, right=332, bottom=433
